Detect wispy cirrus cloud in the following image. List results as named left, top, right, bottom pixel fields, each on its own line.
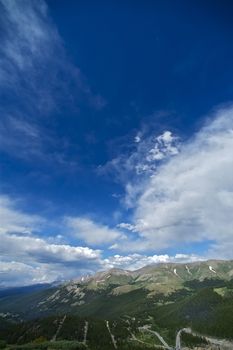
left=0, top=115, right=45, bottom=160
left=0, top=113, right=80, bottom=169
left=0, top=0, right=105, bottom=163
left=0, top=0, right=64, bottom=113
left=0, top=0, right=105, bottom=112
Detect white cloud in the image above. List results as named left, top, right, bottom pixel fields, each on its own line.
left=146, top=131, right=179, bottom=162
left=134, top=135, right=141, bottom=143
left=0, top=195, right=204, bottom=286
left=66, top=217, right=125, bottom=246
left=99, top=129, right=180, bottom=208
left=125, top=106, right=233, bottom=255
left=0, top=233, right=101, bottom=264
left=103, top=253, right=202, bottom=271
left=117, top=222, right=137, bottom=232
left=0, top=195, right=103, bottom=286
left=0, top=252, right=203, bottom=287
left=0, top=195, right=42, bottom=235
left=0, top=261, right=55, bottom=287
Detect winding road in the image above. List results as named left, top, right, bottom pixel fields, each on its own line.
left=181, top=328, right=233, bottom=350
left=140, top=325, right=233, bottom=350
left=139, top=326, right=173, bottom=350
left=175, top=328, right=191, bottom=350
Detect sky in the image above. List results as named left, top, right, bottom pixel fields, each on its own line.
left=1, top=0, right=233, bottom=287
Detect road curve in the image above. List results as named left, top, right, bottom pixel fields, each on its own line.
left=176, top=327, right=233, bottom=350
left=175, top=328, right=191, bottom=350
left=139, top=326, right=173, bottom=350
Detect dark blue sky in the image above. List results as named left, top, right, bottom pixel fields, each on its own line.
left=1, top=0, right=233, bottom=285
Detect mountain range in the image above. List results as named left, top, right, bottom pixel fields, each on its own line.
left=1, top=260, right=233, bottom=349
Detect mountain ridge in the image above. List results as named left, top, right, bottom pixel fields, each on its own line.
left=1, top=259, right=233, bottom=321
left=74, top=259, right=233, bottom=282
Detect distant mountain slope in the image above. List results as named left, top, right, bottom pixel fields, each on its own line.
left=0, top=283, right=55, bottom=299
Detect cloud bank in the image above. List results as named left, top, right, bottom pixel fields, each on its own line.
left=121, top=106, right=233, bottom=255
left=0, top=194, right=201, bottom=287
left=0, top=195, right=102, bottom=286
left=66, top=217, right=125, bottom=246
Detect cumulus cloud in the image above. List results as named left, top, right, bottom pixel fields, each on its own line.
left=0, top=194, right=203, bottom=286
left=103, top=253, right=203, bottom=271
left=66, top=217, right=125, bottom=246
left=146, top=131, right=179, bottom=162
left=0, top=195, right=42, bottom=235
left=0, top=195, right=102, bottom=286
left=124, top=106, right=233, bottom=255
left=0, top=233, right=101, bottom=265
left=99, top=129, right=180, bottom=207
left=0, top=261, right=55, bottom=287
